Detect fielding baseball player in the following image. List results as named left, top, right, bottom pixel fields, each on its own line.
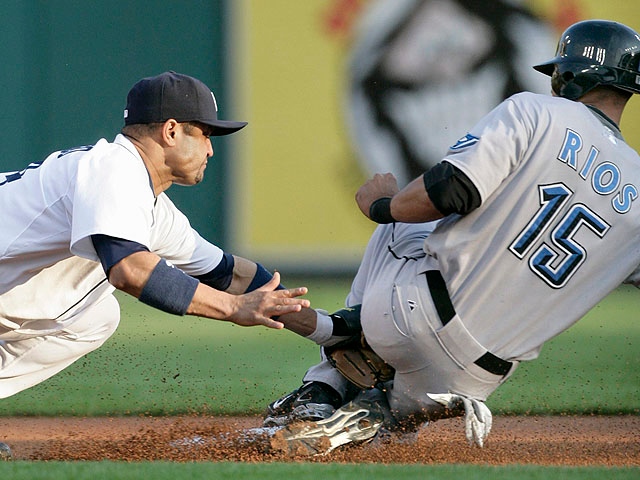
left=0, top=71, right=310, bottom=459
left=265, top=20, right=640, bottom=454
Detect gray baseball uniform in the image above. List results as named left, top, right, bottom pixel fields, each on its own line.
left=306, top=91, right=640, bottom=418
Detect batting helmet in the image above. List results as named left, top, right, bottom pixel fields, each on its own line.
left=533, top=20, right=640, bottom=99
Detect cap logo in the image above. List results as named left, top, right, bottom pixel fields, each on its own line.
left=211, top=92, right=218, bottom=112
left=124, top=109, right=129, bottom=119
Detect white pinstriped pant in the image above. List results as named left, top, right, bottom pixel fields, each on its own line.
left=0, top=293, right=120, bottom=399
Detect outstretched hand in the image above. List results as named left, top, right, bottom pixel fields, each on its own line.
left=229, top=272, right=309, bottom=329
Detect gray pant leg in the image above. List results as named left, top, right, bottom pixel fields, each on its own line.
left=301, top=354, right=351, bottom=399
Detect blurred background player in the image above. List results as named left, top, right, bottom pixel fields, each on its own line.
left=346, top=0, right=555, bottom=185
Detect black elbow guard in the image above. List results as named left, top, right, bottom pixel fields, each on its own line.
left=423, top=161, right=481, bottom=215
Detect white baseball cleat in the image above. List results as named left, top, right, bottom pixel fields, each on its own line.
left=270, top=398, right=384, bottom=456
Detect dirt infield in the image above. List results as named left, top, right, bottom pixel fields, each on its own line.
left=2, top=415, right=638, bottom=465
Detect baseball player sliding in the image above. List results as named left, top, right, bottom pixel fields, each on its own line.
left=266, top=19, right=640, bottom=454
left=0, top=72, right=310, bottom=460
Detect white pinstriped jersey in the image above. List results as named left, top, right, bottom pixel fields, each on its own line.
left=423, top=92, right=640, bottom=361
left=0, top=134, right=223, bottom=324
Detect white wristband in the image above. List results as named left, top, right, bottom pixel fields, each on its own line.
left=306, top=310, right=333, bottom=345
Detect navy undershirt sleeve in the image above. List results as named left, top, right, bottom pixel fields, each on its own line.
left=92, top=236, right=284, bottom=297
left=91, top=234, right=150, bottom=276
left=195, top=255, right=285, bottom=292
left=194, top=252, right=235, bottom=291
left=246, top=263, right=285, bottom=292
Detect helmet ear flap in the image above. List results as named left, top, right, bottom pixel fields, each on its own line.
left=551, top=69, right=583, bottom=100
left=559, top=82, right=585, bottom=101
left=551, top=64, right=605, bottom=100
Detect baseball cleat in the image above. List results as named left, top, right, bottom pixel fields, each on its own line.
left=0, top=442, right=12, bottom=461
left=270, top=398, right=384, bottom=456
left=263, top=381, right=342, bottom=427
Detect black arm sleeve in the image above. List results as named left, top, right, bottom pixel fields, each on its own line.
left=422, top=161, right=481, bottom=215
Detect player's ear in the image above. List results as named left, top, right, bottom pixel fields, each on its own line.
left=161, top=119, right=179, bottom=145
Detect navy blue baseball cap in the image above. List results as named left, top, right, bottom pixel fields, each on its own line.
left=124, top=71, right=247, bottom=136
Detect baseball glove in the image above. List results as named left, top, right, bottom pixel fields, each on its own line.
left=324, top=333, right=395, bottom=389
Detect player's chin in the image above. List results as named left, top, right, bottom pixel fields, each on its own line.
left=174, top=173, right=204, bottom=186
left=193, top=165, right=207, bottom=184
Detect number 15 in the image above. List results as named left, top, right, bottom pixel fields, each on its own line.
left=509, top=183, right=610, bottom=288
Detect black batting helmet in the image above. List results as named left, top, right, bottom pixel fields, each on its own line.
left=534, top=20, right=640, bottom=100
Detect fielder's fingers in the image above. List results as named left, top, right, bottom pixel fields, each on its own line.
left=277, top=290, right=310, bottom=309
left=256, top=273, right=309, bottom=301
left=272, top=303, right=305, bottom=315
left=262, top=316, right=285, bottom=330
left=281, top=286, right=309, bottom=298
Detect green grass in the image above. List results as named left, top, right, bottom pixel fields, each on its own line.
left=0, top=278, right=638, bottom=416
left=490, top=284, right=640, bottom=415
left=0, top=462, right=638, bottom=480
left=0, top=279, right=346, bottom=416
left=0, top=277, right=638, bottom=477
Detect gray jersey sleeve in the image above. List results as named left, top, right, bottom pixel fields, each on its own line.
left=442, top=94, right=532, bottom=204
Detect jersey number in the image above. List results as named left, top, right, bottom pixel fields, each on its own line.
left=509, top=183, right=610, bottom=288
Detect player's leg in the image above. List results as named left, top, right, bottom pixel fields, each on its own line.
left=265, top=223, right=439, bottom=427
left=0, top=294, right=120, bottom=398
left=277, top=266, right=512, bottom=454
left=364, top=263, right=517, bottom=430
left=264, top=225, right=401, bottom=426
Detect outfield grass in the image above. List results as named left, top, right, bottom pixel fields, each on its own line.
left=0, top=277, right=638, bottom=477
left=0, top=278, right=638, bottom=416
left=0, top=462, right=638, bottom=480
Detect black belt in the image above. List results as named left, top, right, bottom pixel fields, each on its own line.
left=425, top=270, right=513, bottom=377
